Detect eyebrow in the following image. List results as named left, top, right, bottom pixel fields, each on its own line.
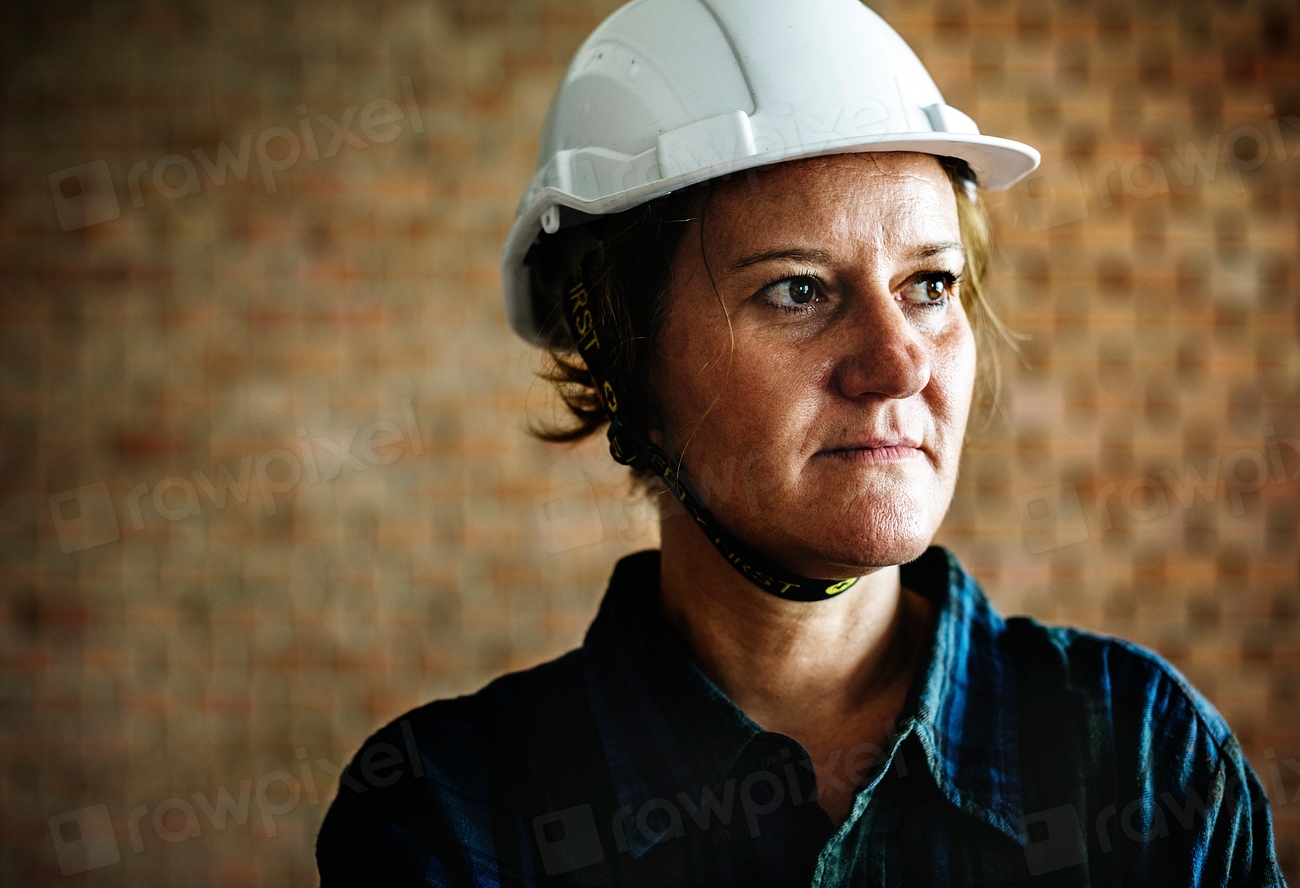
left=725, top=241, right=965, bottom=274
left=726, top=247, right=833, bottom=274
left=912, top=241, right=966, bottom=261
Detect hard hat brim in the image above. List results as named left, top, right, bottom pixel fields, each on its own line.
left=501, top=131, right=1039, bottom=345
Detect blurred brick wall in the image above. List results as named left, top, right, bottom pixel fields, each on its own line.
left=0, top=0, right=1296, bottom=884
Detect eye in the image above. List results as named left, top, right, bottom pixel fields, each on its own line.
left=760, top=275, right=824, bottom=312
left=900, top=271, right=958, bottom=306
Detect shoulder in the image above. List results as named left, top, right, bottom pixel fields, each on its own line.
left=1003, top=616, right=1233, bottom=751
left=932, top=543, right=1236, bottom=772
left=394, top=646, right=591, bottom=750
left=997, top=614, right=1251, bottom=830
left=317, top=648, right=598, bottom=886
left=338, top=646, right=590, bottom=784
left=996, top=617, right=1285, bottom=884
left=350, top=645, right=594, bottom=795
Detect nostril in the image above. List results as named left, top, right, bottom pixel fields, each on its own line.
left=836, top=339, right=931, bottom=401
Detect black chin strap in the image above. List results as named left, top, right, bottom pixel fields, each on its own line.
left=559, top=247, right=858, bottom=602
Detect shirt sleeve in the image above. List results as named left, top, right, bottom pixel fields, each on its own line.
left=315, top=724, right=483, bottom=888
left=316, top=776, right=485, bottom=888
left=1131, top=648, right=1288, bottom=888
left=316, top=787, right=392, bottom=888
left=1195, top=737, right=1287, bottom=888
left=1056, top=631, right=1288, bottom=887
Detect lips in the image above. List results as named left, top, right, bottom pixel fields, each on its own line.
left=820, top=434, right=922, bottom=455
left=816, top=434, right=920, bottom=462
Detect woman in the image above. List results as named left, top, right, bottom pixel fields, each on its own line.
left=318, top=0, right=1284, bottom=884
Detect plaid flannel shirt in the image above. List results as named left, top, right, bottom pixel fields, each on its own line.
left=318, top=545, right=1285, bottom=887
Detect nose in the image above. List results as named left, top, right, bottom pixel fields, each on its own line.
left=831, top=292, right=932, bottom=401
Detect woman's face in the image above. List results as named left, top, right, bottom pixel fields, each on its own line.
left=650, top=152, right=976, bottom=579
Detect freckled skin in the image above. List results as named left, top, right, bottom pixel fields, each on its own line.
left=649, top=153, right=977, bottom=827
left=651, top=151, right=976, bottom=578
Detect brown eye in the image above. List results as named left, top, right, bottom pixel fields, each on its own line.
left=763, top=276, right=823, bottom=309
left=789, top=279, right=817, bottom=304
left=901, top=272, right=957, bottom=305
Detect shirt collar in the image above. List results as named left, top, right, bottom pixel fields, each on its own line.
left=899, top=544, right=1025, bottom=843
left=580, top=545, right=1024, bottom=858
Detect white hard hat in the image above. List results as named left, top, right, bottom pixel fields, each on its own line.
left=502, top=0, right=1041, bottom=345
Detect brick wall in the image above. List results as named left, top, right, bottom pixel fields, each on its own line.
left=1, top=0, right=1296, bottom=884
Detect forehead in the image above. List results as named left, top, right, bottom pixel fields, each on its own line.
left=698, top=152, right=959, bottom=254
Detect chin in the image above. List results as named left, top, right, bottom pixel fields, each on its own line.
left=779, top=504, right=943, bottom=579
left=827, top=530, right=935, bottom=576
left=788, top=478, right=951, bottom=571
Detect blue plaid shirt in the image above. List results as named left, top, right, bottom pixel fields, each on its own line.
left=317, top=546, right=1285, bottom=886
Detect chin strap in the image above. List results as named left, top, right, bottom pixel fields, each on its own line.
left=559, top=246, right=858, bottom=602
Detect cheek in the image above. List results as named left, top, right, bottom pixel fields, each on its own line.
left=651, top=311, right=736, bottom=432
left=654, top=331, right=819, bottom=474
left=932, top=322, right=978, bottom=439
left=951, top=326, right=978, bottom=403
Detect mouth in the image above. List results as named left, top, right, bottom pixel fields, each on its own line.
left=817, top=437, right=925, bottom=463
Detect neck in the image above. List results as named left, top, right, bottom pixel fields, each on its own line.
left=656, top=507, right=935, bottom=825
left=657, top=509, right=932, bottom=738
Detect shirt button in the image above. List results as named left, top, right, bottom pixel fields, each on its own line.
left=902, top=823, right=923, bottom=844
left=760, top=754, right=781, bottom=772
left=712, top=827, right=731, bottom=848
